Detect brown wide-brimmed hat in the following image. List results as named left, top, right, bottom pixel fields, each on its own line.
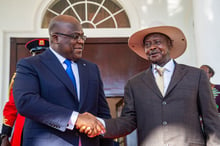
left=128, top=26, right=187, bottom=60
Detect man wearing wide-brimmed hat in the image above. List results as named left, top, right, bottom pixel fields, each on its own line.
left=102, top=26, right=220, bottom=145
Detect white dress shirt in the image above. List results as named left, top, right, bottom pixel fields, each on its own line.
left=49, top=48, right=79, bottom=130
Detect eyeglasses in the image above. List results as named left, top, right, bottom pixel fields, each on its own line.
left=54, top=32, right=87, bottom=41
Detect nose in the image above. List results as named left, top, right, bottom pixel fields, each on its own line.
left=150, top=42, right=159, bottom=49
left=77, top=37, right=85, bottom=43
left=145, top=46, right=157, bottom=55
left=149, top=46, right=156, bottom=51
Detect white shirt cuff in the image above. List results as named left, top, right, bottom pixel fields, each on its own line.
left=67, top=111, right=79, bottom=130
left=96, top=117, right=106, bottom=128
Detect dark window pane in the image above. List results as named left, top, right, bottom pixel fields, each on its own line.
left=74, top=4, right=85, bottom=21
left=69, top=0, right=85, bottom=3
left=115, top=11, right=130, bottom=28
left=103, top=0, right=121, bottom=13
left=87, top=4, right=99, bottom=21
left=48, top=0, right=69, bottom=14
left=96, top=18, right=115, bottom=28
left=63, top=9, right=79, bottom=20
left=88, top=0, right=103, bottom=3
left=41, top=11, right=56, bottom=28
left=93, top=8, right=110, bottom=24
left=82, top=23, right=95, bottom=28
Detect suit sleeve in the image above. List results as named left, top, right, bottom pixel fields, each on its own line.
left=13, top=58, right=73, bottom=132
left=104, top=80, right=137, bottom=138
left=94, top=65, right=114, bottom=146
left=198, top=70, right=220, bottom=145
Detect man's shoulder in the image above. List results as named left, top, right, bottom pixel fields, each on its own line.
left=129, top=69, right=148, bottom=81
left=77, top=58, right=97, bottom=66
left=177, top=63, right=201, bottom=72
left=18, top=50, right=49, bottom=63
left=17, top=55, right=42, bottom=65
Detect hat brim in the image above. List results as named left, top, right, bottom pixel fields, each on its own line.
left=128, top=26, right=187, bottom=60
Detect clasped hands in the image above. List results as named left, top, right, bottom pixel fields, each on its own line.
left=75, top=112, right=105, bottom=138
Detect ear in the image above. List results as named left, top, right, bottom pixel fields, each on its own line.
left=51, top=34, right=59, bottom=44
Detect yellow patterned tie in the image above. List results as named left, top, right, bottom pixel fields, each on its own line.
left=155, top=67, right=165, bottom=96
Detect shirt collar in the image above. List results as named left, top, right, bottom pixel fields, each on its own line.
left=49, top=47, right=66, bottom=64
left=152, top=59, right=175, bottom=74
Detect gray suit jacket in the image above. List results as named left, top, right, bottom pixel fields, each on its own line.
left=104, top=63, right=220, bottom=146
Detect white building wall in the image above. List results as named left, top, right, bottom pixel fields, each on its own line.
left=0, top=0, right=218, bottom=133
left=193, top=0, right=220, bottom=84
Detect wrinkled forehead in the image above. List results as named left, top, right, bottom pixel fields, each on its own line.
left=49, top=20, right=83, bottom=34
left=143, top=33, right=171, bottom=43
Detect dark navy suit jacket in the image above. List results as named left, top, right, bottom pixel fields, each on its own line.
left=13, top=49, right=113, bottom=146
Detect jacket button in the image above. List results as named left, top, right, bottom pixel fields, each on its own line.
left=162, top=101, right=167, bottom=105
left=162, top=121, right=167, bottom=125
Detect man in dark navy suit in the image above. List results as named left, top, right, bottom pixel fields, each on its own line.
left=13, top=15, right=113, bottom=146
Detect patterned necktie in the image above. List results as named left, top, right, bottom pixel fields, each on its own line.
left=64, top=59, right=77, bottom=96
left=155, top=67, right=165, bottom=96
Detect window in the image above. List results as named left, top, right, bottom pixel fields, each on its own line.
left=42, top=0, right=130, bottom=28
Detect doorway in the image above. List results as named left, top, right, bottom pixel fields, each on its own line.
left=10, top=37, right=149, bottom=146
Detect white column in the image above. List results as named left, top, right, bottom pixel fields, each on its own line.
left=0, top=30, right=3, bottom=132
left=193, top=0, right=220, bottom=83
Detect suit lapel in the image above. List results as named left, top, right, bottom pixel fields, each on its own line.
left=77, top=60, right=89, bottom=109
left=142, top=67, right=163, bottom=98
left=39, top=49, right=78, bottom=99
left=142, top=64, right=187, bottom=99
left=165, top=63, right=187, bottom=97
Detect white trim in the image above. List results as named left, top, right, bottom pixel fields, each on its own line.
left=36, top=0, right=140, bottom=37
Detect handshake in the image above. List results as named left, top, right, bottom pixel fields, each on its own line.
left=75, top=112, right=106, bottom=138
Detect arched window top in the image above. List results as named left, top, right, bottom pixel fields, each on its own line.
left=42, top=0, right=130, bottom=29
